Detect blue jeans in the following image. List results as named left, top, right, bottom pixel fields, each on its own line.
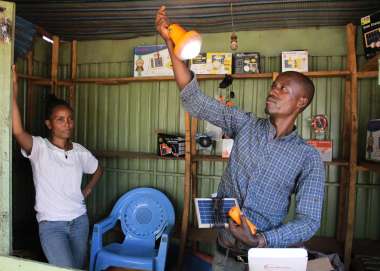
left=38, top=214, right=89, bottom=269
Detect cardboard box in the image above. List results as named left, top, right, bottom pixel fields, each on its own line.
left=366, top=119, right=380, bottom=162
left=157, top=134, right=185, bottom=157
left=190, top=52, right=232, bottom=74
left=307, top=140, right=332, bottom=162
left=233, top=52, right=260, bottom=74
left=281, top=50, right=308, bottom=72
left=133, top=45, right=173, bottom=77
left=307, top=257, right=334, bottom=271
left=361, top=11, right=380, bottom=59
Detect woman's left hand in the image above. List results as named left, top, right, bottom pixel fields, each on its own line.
left=82, top=187, right=92, bottom=198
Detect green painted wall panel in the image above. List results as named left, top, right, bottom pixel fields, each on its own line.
left=0, top=0, right=15, bottom=255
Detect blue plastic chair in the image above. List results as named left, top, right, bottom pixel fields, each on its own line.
left=89, top=187, right=175, bottom=271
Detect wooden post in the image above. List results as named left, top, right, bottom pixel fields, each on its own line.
left=0, top=0, right=15, bottom=255
left=177, top=112, right=192, bottom=270
left=26, top=51, right=34, bottom=131
left=51, top=35, right=60, bottom=96
left=69, top=40, right=77, bottom=109
left=344, top=23, right=358, bottom=270
left=336, top=79, right=351, bottom=242
left=191, top=117, right=198, bottom=252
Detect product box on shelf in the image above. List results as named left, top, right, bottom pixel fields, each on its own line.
left=133, top=45, right=173, bottom=77
left=361, top=11, right=380, bottom=59
left=157, top=133, right=185, bottom=158
left=366, top=119, right=380, bottom=162
left=233, top=52, right=260, bottom=74
left=307, top=140, right=332, bottom=162
left=190, top=52, right=232, bottom=74
left=281, top=50, right=308, bottom=72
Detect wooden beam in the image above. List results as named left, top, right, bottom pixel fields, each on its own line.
left=26, top=51, right=34, bottom=131
left=93, top=151, right=184, bottom=160
left=357, top=71, right=378, bottom=79
left=69, top=40, right=77, bottom=109
left=51, top=35, right=60, bottom=96
left=74, top=70, right=350, bottom=86
left=177, top=112, right=192, bottom=270
left=357, top=161, right=380, bottom=174
left=344, top=23, right=358, bottom=270
left=190, top=117, right=198, bottom=252
left=0, top=0, right=15, bottom=255
left=337, top=79, right=351, bottom=242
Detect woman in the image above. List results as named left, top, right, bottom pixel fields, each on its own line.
left=12, top=65, right=103, bottom=269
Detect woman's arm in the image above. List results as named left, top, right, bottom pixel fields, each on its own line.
left=82, top=165, right=103, bottom=198
left=12, top=65, right=33, bottom=154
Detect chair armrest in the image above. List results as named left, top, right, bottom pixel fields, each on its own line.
left=90, top=216, right=117, bottom=271
left=157, top=225, right=173, bottom=260
left=92, top=216, right=117, bottom=248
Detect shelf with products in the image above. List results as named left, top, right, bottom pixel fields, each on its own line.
left=94, top=150, right=184, bottom=160
left=19, top=70, right=351, bottom=86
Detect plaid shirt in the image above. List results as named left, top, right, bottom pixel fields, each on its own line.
left=180, top=75, right=325, bottom=248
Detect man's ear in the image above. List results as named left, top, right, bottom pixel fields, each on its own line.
left=45, top=120, right=52, bottom=130
left=297, top=97, right=308, bottom=111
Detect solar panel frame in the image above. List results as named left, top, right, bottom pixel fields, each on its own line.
left=194, top=198, right=239, bottom=229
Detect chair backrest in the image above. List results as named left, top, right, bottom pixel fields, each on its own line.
left=111, top=187, right=175, bottom=242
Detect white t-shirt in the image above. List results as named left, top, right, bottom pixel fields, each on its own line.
left=22, top=136, right=98, bottom=222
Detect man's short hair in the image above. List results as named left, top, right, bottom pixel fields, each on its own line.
left=281, top=71, right=315, bottom=112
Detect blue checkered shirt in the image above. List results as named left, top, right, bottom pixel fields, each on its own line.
left=181, top=75, right=325, bottom=248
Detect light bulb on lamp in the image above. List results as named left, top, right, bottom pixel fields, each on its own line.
left=168, top=24, right=202, bottom=60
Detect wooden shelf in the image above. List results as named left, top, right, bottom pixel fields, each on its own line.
left=94, top=150, right=184, bottom=160
left=357, top=161, right=380, bottom=174
left=18, top=74, right=73, bottom=87
left=74, top=70, right=349, bottom=85
left=194, top=155, right=348, bottom=166
left=303, top=70, right=350, bottom=78
left=193, top=154, right=228, bottom=162
left=19, top=70, right=351, bottom=87
left=94, top=151, right=349, bottom=167
left=357, top=71, right=378, bottom=79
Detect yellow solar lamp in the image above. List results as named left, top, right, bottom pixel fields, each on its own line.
left=168, top=24, right=202, bottom=60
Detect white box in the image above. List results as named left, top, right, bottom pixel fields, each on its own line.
left=366, top=119, right=380, bottom=161
left=133, top=45, right=173, bottom=77
left=190, top=52, right=232, bottom=74
left=222, top=139, right=234, bottom=158
left=307, top=140, right=332, bottom=162
left=282, top=50, right=308, bottom=72
left=215, top=139, right=234, bottom=158
left=248, top=248, right=308, bottom=271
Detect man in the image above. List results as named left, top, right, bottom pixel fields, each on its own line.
left=156, top=6, right=325, bottom=271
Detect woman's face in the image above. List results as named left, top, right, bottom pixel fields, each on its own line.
left=45, top=105, right=74, bottom=140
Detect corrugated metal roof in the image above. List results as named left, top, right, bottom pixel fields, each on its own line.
left=15, top=16, right=36, bottom=58
left=14, top=0, right=380, bottom=40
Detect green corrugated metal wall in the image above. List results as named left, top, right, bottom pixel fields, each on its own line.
left=13, top=27, right=380, bottom=248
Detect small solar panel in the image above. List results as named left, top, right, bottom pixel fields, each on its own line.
left=194, top=198, right=238, bottom=228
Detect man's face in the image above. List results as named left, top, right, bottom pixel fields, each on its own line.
left=265, top=74, right=303, bottom=117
